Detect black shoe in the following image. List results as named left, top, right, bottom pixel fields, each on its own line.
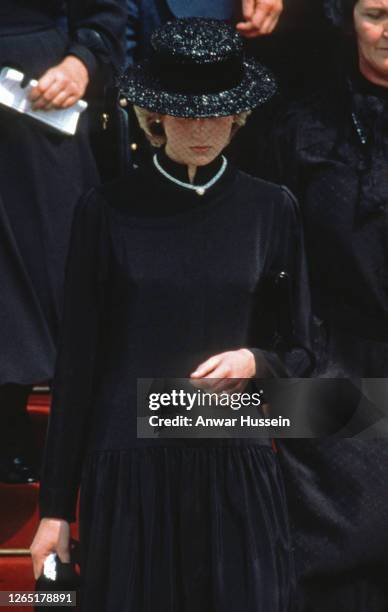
left=0, top=455, right=39, bottom=484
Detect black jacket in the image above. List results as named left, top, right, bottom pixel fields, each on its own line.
left=0, top=0, right=127, bottom=81
left=266, top=71, right=388, bottom=345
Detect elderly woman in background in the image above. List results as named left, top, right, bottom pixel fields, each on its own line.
left=267, top=1, right=388, bottom=610
left=0, top=1, right=126, bottom=484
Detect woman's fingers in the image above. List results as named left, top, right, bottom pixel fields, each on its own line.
left=29, top=70, right=56, bottom=102
left=30, top=519, right=71, bottom=580
left=49, top=91, right=76, bottom=110
left=211, top=376, right=240, bottom=393
left=61, top=95, right=79, bottom=109
left=192, top=350, right=256, bottom=382
left=57, top=547, right=71, bottom=563
left=259, top=13, right=278, bottom=35
left=31, top=80, right=76, bottom=110
left=29, top=56, right=88, bottom=110
left=31, top=555, right=44, bottom=581
left=30, top=543, right=54, bottom=580
left=236, top=0, right=283, bottom=37
left=194, top=366, right=232, bottom=392
left=190, top=350, right=255, bottom=398
left=191, top=355, right=222, bottom=378
left=191, top=357, right=234, bottom=392
left=30, top=68, right=68, bottom=109
left=241, top=0, right=255, bottom=20
left=202, top=364, right=232, bottom=380
left=38, top=79, right=66, bottom=106
left=36, top=69, right=59, bottom=93
left=235, top=20, right=254, bottom=34
left=190, top=377, right=234, bottom=392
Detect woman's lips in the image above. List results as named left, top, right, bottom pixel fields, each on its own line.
left=190, top=146, right=211, bottom=153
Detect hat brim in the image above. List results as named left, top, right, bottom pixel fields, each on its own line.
left=119, top=58, right=277, bottom=117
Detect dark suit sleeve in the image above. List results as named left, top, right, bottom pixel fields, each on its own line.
left=125, top=0, right=141, bottom=67
left=39, top=190, right=110, bottom=523
left=250, top=187, right=314, bottom=379
left=66, top=0, right=127, bottom=81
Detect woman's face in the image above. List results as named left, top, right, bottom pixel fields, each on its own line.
left=161, top=115, right=235, bottom=167
left=354, top=0, right=388, bottom=84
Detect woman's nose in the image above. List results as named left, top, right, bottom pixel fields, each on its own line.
left=192, top=118, right=207, bottom=131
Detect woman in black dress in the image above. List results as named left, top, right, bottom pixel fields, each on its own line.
left=266, top=1, right=388, bottom=609
left=0, top=0, right=126, bottom=482
left=31, top=19, right=312, bottom=611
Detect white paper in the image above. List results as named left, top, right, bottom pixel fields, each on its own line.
left=0, top=67, right=88, bottom=135
left=43, top=553, right=58, bottom=581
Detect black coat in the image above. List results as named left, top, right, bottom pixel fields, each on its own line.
left=0, top=1, right=126, bottom=385
left=268, top=71, right=388, bottom=375
left=0, top=0, right=126, bottom=79
left=264, top=69, right=388, bottom=611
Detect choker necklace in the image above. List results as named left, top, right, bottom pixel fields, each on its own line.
left=153, top=154, right=228, bottom=196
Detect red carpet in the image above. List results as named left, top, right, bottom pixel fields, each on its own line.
left=0, top=393, right=79, bottom=611
left=0, top=556, right=35, bottom=612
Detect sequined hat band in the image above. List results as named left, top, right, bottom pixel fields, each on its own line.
left=150, top=53, right=244, bottom=96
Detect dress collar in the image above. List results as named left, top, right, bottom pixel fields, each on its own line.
left=156, top=148, right=225, bottom=186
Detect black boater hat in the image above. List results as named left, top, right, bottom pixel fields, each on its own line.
left=120, top=18, right=277, bottom=117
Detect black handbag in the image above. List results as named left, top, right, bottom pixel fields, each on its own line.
left=65, top=2, right=131, bottom=181
left=88, top=86, right=131, bottom=181
left=35, top=540, right=81, bottom=611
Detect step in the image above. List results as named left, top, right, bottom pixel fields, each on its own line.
left=28, top=394, right=50, bottom=465
left=1, top=392, right=79, bottom=610
left=0, top=554, right=80, bottom=612
left=0, top=484, right=39, bottom=549
left=28, top=394, right=50, bottom=410
left=0, top=555, right=34, bottom=612
left=1, top=392, right=79, bottom=549
left=0, top=483, right=79, bottom=549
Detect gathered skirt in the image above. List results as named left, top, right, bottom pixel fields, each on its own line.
left=78, top=444, right=295, bottom=612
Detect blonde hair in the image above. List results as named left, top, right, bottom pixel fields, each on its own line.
left=133, top=105, right=251, bottom=148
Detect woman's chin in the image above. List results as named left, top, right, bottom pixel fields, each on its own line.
left=188, top=151, right=219, bottom=165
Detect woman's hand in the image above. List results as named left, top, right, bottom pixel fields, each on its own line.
left=190, top=349, right=256, bottom=392
left=29, top=56, right=89, bottom=111
left=30, top=518, right=71, bottom=580
left=236, top=0, right=283, bottom=37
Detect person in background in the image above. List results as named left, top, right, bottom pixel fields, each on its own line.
left=264, top=0, right=388, bottom=609
left=125, top=0, right=284, bottom=66
left=230, top=0, right=343, bottom=174
left=0, top=0, right=126, bottom=484
left=31, top=18, right=312, bottom=611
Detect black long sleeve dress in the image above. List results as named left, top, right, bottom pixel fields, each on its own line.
left=39, top=151, right=312, bottom=612
left=0, top=0, right=126, bottom=386
left=266, top=72, right=388, bottom=611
